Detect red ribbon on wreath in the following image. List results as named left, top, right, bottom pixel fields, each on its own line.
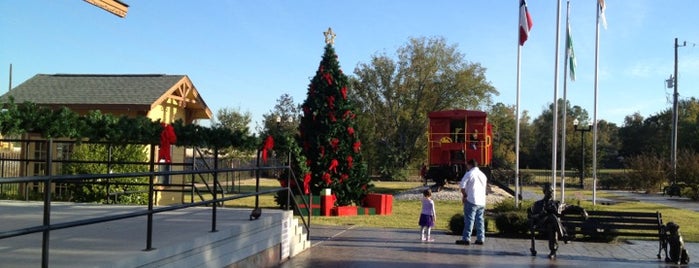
left=158, top=123, right=177, bottom=163
left=303, top=173, right=311, bottom=194
left=261, top=135, right=274, bottom=164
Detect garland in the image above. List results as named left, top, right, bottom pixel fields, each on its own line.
left=0, top=99, right=258, bottom=149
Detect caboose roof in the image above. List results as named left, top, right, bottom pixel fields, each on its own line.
left=428, top=109, right=487, bottom=119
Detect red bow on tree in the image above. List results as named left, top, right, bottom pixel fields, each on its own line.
left=329, top=159, right=339, bottom=173
left=323, top=73, right=333, bottom=85
left=330, top=138, right=340, bottom=151
left=261, top=136, right=274, bottom=163
left=353, top=141, right=362, bottom=153
left=327, top=96, right=335, bottom=109
left=347, top=127, right=355, bottom=136
left=341, top=86, right=347, bottom=100
left=322, top=172, right=332, bottom=184
left=340, top=173, right=349, bottom=183
left=346, top=155, right=354, bottom=168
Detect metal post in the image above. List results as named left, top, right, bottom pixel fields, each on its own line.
left=41, top=138, right=53, bottom=268
left=145, top=144, right=155, bottom=251
left=211, top=148, right=218, bottom=232
left=580, top=131, right=585, bottom=188
left=574, top=120, right=591, bottom=189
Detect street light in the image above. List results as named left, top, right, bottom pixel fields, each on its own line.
left=573, top=118, right=592, bottom=189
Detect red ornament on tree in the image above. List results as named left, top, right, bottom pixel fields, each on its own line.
left=347, top=127, right=355, bottom=136
left=341, top=86, right=347, bottom=100
left=346, top=155, right=354, bottom=168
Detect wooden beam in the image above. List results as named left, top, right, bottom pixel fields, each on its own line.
left=84, top=0, right=129, bottom=18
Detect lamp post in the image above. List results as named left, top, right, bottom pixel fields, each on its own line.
left=573, top=119, right=592, bottom=189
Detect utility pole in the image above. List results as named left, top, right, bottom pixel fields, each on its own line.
left=672, top=38, right=686, bottom=185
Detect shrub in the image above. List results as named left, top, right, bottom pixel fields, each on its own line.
left=448, top=214, right=465, bottom=235
left=599, top=173, right=629, bottom=190
left=494, top=211, right=529, bottom=235
left=623, top=153, right=667, bottom=193
left=64, top=143, right=149, bottom=204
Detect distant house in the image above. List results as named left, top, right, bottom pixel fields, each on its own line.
left=0, top=74, right=213, bottom=204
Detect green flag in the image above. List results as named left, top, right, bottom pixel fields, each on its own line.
left=567, top=23, right=577, bottom=82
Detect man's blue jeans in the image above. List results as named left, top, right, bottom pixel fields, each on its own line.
left=462, top=200, right=485, bottom=242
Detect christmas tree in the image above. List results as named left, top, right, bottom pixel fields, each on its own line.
left=298, top=28, right=371, bottom=206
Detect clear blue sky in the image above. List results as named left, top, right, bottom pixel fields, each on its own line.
left=1, top=1, right=698, bottom=131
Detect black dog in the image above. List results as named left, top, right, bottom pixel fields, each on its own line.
left=663, top=222, right=690, bottom=265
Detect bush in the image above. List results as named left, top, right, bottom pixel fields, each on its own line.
left=448, top=213, right=465, bottom=235
left=494, top=211, right=529, bottom=235
left=599, top=173, right=629, bottom=190
left=491, top=199, right=532, bottom=213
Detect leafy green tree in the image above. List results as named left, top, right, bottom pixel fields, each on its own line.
left=350, top=36, right=497, bottom=179
left=212, top=107, right=255, bottom=158
left=298, top=41, right=370, bottom=206
left=488, top=103, right=516, bottom=168
left=517, top=110, right=536, bottom=169
left=214, top=107, right=252, bottom=135
left=257, top=94, right=312, bottom=208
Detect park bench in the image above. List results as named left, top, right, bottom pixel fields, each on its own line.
left=561, top=210, right=665, bottom=259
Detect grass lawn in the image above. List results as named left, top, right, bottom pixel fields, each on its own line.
left=194, top=179, right=699, bottom=242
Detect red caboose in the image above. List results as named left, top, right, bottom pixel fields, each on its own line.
left=426, top=109, right=492, bottom=190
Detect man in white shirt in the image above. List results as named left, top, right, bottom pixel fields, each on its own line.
left=456, top=159, right=487, bottom=245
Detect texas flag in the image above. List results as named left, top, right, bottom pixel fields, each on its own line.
left=519, top=0, right=533, bottom=46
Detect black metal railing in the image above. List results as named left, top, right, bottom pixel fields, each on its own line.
left=0, top=139, right=311, bottom=268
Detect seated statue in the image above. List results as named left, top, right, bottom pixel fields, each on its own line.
left=528, top=183, right=588, bottom=259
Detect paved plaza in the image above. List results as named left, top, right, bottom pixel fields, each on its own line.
left=281, top=190, right=699, bottom=268
left=281, top=224, right=697, bottom=268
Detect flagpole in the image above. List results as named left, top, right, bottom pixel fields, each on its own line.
left=560, top=0, right=571, bottom=202
left=515, top=42, right=521, bottom=208
left=550, top=0, right=562, bottom=200
left=515, top=19, right=522, bottom=210
left=592, top=0, right=602, bottom=206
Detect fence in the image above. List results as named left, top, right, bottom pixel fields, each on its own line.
left=0, top=138, right=311, bottom=268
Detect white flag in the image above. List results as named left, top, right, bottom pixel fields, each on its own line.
left=598, top=0, right=607, bottom=29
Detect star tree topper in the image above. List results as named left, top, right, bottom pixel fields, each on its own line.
left=324, top=27, right=336, bottom=45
